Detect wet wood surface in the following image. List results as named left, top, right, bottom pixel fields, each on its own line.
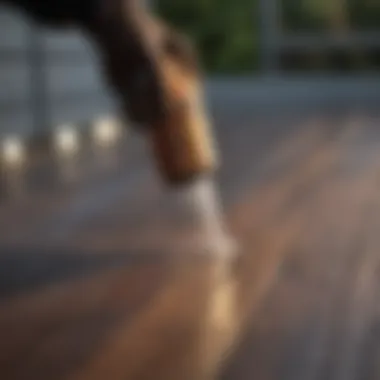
left=0, top=106, right=380, bottom=380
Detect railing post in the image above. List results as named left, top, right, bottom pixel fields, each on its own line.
left=28, top=22, right=49, bottom=137
left=258, top=0, right=281, bottom=74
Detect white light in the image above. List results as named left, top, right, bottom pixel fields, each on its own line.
left=54, top=126, right=80, bottom=156
left=92, top=117, right=122, bottom=147
left=1, top=136, right=25, bottom=167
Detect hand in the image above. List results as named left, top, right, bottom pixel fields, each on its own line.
left=87, top=1, right=200, bottom=128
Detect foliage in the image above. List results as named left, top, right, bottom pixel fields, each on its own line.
left=157, top=0, right=258, bottom=74
left=156, top=0, right=380, bottom=74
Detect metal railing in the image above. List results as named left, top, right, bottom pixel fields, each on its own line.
left=258, top=0, right=380, bottom=74
left=0, top=6, right=114, bottom=138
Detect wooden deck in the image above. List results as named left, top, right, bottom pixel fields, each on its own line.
left=0, top=106, right=380, bottom=380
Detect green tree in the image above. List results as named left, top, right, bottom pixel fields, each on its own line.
left=156, top=0, right=258, bottom=74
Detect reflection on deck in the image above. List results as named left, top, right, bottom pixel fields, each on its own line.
left=1, top=106, right=380, bottom=380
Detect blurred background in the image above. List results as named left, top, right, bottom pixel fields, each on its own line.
left=158, top=0, right=380, bottom=74
left=0, top=0, right=379, bottom=140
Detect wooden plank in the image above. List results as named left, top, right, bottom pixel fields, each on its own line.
left=0, top=109, right=379, bottom=380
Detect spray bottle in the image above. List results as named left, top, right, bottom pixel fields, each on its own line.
left=148, top=44, right=218, bottom=186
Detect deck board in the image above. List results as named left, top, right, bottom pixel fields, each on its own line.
left=0, top=108, right=379, bottom=379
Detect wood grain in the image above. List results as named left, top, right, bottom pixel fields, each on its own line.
left=0, top=108, right=379, bottom=380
